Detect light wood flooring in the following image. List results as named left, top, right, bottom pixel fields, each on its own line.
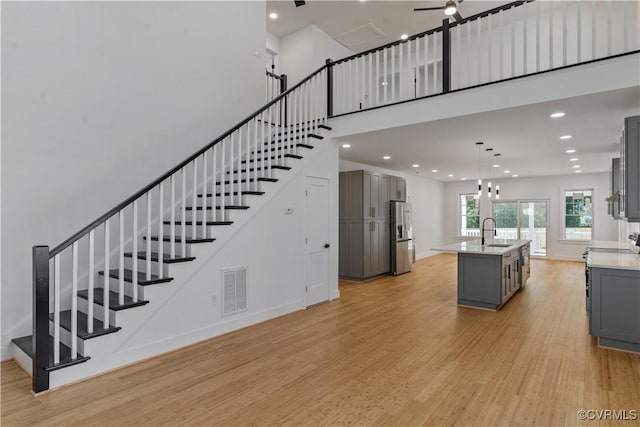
left=2, top=254, right=640, bottom=426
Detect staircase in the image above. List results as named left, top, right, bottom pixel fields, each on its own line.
left=11, top=64, right=332, bottom=392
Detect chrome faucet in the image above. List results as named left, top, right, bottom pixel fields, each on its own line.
left=481, top=217, right=497, bottom=245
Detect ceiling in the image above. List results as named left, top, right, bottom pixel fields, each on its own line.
left=266, top=1, right=639, bottom=183
left=266, top=0, right=513, bottom=52
left=336, top=87, right=640, bottom=181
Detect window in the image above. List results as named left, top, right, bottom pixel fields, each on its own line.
left=564, top=189, right=593, bottom=240
left=460, top=194, right=480, bottom=236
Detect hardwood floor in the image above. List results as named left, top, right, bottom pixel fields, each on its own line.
left=2, top=254, right=639, bottom=426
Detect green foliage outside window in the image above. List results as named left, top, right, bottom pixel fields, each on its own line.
left=465, top=198, right=479, bottom=229
left=565, top=195, right=592, bottom=228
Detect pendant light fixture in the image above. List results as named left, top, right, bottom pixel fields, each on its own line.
left=494, top=153, right=501, bottom=200
left=475, top=142, right=484, bottom=198
left=486, top=148, right=493, bottom=199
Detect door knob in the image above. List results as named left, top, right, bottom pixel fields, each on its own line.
left=324, top=243, right=330, bottom=248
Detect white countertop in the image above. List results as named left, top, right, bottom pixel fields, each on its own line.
left=587, top=251, right=640, bottom=271
left=587, top=240, right=633, bottom=252
left=432, top=239, right=531, bottom=256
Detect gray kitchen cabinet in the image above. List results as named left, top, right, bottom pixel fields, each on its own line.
left=339, top=170, right=395, bottom=280
left=388, top=176, right=407, bottom=202
left=589, top=266, right=640, bottom=353
left=608, top=158, right=622, bottom=219
left=620, top=115, right=640, bottom=222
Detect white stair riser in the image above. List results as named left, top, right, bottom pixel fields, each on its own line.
left=49, top=322, right=86, bottom=355
left=77, top=298, right=118, bottom=325
left=123, top=257, right=170, bottom=278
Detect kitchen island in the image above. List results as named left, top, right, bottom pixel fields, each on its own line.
left=432, top=239, right=532, bottom=310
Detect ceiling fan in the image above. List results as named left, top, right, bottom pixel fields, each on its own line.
left=414, top=0, right=465, bottom=22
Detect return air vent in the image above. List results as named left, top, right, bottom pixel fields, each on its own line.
left=335, top=23, right=385, bottom=49
left=222, top=267, right=247, bottom=316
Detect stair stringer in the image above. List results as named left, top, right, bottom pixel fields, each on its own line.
left=48, top=132, right=339, bottom=389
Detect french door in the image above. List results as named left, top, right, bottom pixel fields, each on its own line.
left=493, top=200, right=548, bottom=256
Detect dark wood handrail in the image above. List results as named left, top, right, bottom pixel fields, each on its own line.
left=332, top=0, right=534, bottom=65
left=49, top=64, right=328, bottom=257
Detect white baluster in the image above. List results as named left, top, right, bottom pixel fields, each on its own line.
left=220, top=139, right=226, bottom=221
left=253, top=117, right=258, bottom=192
left=54, top=254, right=61, bottom=364
left=71, top=241, right=78, bottom=358
left=577, top=1, right=582, bottom=63
left=476, top=18, right=482, bottom=83
left=158, top=182, right=164, bottom=276
left=170, top=176, right=175, bottom=259
left=202, top=154, right=207, bottom=239
left=132, top=199, right=138, bottom=302
left=562, top=1, right=567, bottom=66
left=391, top=45, right=396, bottom=102
left=267, top=109, right=272, bottom=177
left=549, top=0, right=554, bottom=69
left=606, top=0, right=611, bottom=56
left=456, top=25, right=461, bottom=90
left=512, top=6, right=516, bottom=76
left=424, top=34, right=429, bottom=95
left=488, top=13, right=492, bottom=81
left=118, top=210, right=124, bottom=305
left=591, top=0, right=596, bottom=61
left=212, top=147, right=217, bottom=221
left=104, top=219, right=110, bottom=327
left=146, top=192, right=151, bottom=281
left=367, top=53, right=372, bottom=108
left=399, top=40, right=404, bottom=98
left=88, top=229, right=94, bottom=333
left=414, top=35, right=419, bottom=96
left=181, top=166, right=187, bottom=251
left=532, top=1, right=540, bottom=72
left=192, top=159, right=197, bottom=239
left=466, top=24, right=472, bottom=87
left=383, top=48, right=388, bottom=103
left=523, top=1, right=527, bottom=74
left=434, top=32, right=439, bottom=91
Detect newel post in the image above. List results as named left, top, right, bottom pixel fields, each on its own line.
left=325, top=58, right=334, bottom=117
left=442, top=18, right=451, bottom=93
left=33, top=245, right=50, bottom=393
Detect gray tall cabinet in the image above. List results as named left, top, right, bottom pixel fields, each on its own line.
left=339, top=170, right=406, bottom=280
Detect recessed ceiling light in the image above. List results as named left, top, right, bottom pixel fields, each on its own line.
left=566, top=149, right=576, bottom=153
left=569, top=158, right=579, bottom=162
left=461, top=178, right=467, bottom=181
left=269, top=12, right=278, bottom=19
left=550, top=112, right=565, bottom=118
left=512, top=174, right=519, bottom=177
left=431, top=169, right=438, bottom=173
left=448, top=174, right=454, bottom=177
left=572, top=165, right=581, bottom=168
left=381, top=81, right=388, bottom=86
left=575, top=170, right=582, bottom=174
left=383, top=155, right=391, bottom=160
left=560, top=135, right=572, bottom=140
left=342, top=144, right=351, bottom=148
left=504, top=170, right=511, bottom=173
left=492, top=164, right=500, bottom=168
left=400, top=34, right=409, bottom=40
left=412, top=164, right=420, bottom=168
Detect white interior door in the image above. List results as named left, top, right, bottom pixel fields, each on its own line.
left=305, top=176, right=330, bottom=306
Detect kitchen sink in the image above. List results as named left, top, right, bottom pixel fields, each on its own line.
left=486, top=243, right=512, bottom=248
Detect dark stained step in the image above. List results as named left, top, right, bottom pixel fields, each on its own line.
left=216, top=177, right=278, bottom=185
left=198, top=191, right=265, bottom=197
left=147, top=234, right=221, bottom=241
left=49, top=310, right=121, bottom=340
left=255, top=144, right=313, bottom=155
left=226, top=165, right=291, bottom=174
left=270, top=134, right=323, bottom=144
left=124, top=252, right=196, bottom=264
left=318, top=124, right=331, bottom=130
left=78, top=288, right=149, bottom=311
left=242, top=153, right=303, bottom=164
left=98, top=269, right=173, bottom=286
left=12, top=335, right=90, bottom=372
left=185, top=205, right=249, bottom=211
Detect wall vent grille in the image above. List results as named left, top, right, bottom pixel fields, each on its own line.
left=222, top=267, right=247, bottom=316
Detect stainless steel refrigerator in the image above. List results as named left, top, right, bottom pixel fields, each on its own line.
left=391, top=201, right=414, bottom=275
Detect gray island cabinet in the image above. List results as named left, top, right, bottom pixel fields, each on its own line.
left=433, top=239, right=531, bottom=310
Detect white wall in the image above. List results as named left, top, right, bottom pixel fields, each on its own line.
left=280, top=25, right=353, bottom=87
left=443, top=172, right=618, bottom=260
left=339, top=159, right=445, bottom=259
left=1, top=1, right=267, bottom=359
left=266, top=31, right=281, bottom=73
